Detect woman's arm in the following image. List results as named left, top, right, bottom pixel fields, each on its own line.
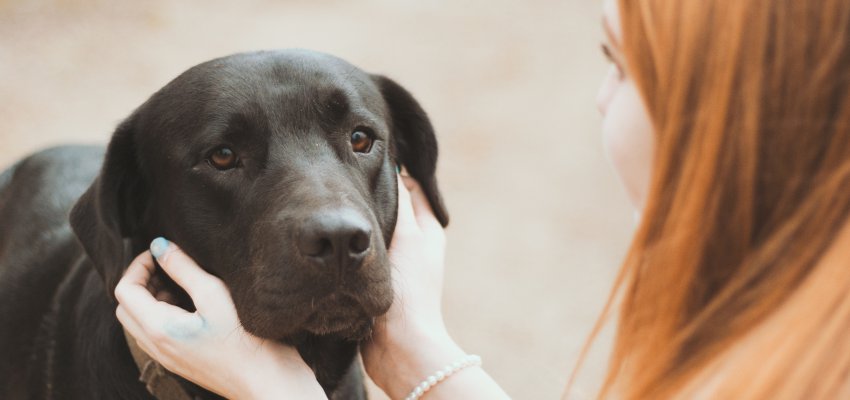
left=360, top=176, right=511, bottom=400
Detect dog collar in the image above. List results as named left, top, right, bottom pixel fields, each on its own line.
left=123, top=328, right=199, bottom=400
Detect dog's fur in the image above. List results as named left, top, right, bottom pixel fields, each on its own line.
left=0, top=50, right=448, bottom=399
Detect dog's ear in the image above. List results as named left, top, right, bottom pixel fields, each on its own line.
left=70, top=115, right=147, bottom=299
left=372, top=75, right=449, bottom=227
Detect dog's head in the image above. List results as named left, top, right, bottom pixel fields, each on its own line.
left=70, top=50, right=448, bottom=341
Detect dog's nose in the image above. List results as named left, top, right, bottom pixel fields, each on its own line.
left=297, top=210, right=372, bottom=271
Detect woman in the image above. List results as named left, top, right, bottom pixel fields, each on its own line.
left=115, top=0, right=850, bottom=398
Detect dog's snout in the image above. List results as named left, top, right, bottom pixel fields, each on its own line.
left=298, top=210, right=372, bottom=272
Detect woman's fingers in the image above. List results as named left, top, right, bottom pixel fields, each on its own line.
left=114, top=252, right=167, bottom=320
left=119, top=251, right=157, bottom=287
left=116, top=304, right=160, bottom=359
left=149, top=238, right=229, bottom=308
left=400, top=175, right=442, bottom=233
left=396, top=174, right=417, bottom=230
left=116, top=251, right=209, bottom=331
left=116, top=303, right=145, bottom=339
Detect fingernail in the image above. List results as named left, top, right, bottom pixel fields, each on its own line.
left=150, top=237, right=170, bottom=259
left=396, top=164, right=402, bottom=174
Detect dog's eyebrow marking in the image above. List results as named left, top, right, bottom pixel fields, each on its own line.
left=320, top=89, right=350, bottom=122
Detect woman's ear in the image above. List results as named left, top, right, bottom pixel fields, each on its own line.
left=70, top=114, right=148, bottom=300
left=372, top=75, right=449, bottom=227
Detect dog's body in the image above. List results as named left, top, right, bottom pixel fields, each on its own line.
left=0, top=50, right=447, bottom=399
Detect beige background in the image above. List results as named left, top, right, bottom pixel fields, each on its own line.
left=0, top=0, right=634, bottom=398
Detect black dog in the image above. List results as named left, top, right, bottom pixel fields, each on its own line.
left=0, top=49, right=448, bottom=399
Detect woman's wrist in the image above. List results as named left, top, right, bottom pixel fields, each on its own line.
left=237, top=343, right=327, bottom=400
left=366, top=316, right=467, bottom=399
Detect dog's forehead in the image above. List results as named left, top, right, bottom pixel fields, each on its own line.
left=166, top=50, right=387, bottom=125
left=136, top=50, right=391, bottom=151
left=204, top=51, right=379, bottom=99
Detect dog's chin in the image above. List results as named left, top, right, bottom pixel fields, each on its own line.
left=295, top=292, right=376, bottom=340
left=239, top=292, right=381, bottom=342
left=303, top=315, right=374, bottom=340
left=243, top=313, right=374, bottom=345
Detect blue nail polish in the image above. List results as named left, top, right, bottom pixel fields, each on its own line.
left=396, top=164, right=402, bottom=174
left=150, top=237, right=169, bottom=259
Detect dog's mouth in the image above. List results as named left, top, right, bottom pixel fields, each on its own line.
left=302, top=293, right=374, bottom=340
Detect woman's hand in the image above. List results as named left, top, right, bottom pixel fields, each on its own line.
left=383, top=174, right=449, bottom=335
left=360, top=175, right=467, bottom=399
left=114, top=240, right=327, bottom=400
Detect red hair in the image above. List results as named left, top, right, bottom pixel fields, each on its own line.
left=575, top=0, right=850, bottom=398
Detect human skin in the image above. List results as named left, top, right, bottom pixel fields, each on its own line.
left=114, top=1, right=655, bottom=398
left=598, top=0, right=655, bottom=211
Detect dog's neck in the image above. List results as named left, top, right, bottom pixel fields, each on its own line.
left=122, top=328, right=199, bottom=400
left=119, top=273, right=220, bottom=400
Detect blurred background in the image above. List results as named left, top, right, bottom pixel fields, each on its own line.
left=0, top=0, right=634, bottom=398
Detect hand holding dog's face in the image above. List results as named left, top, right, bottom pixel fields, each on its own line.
left=70, top=50, right=449, bottom=342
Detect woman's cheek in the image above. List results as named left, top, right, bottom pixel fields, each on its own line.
left=596, top=66, right=620, bottom=115
left=601, top=80, right=655, bottom=210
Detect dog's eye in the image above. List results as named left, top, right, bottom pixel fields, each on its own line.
left=208, top=147, right=238, bottom=170
left=350, top=130, right=373, bottom=153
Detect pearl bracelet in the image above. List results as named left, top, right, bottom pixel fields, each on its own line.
left=403, top=354, right=482, bottom=400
